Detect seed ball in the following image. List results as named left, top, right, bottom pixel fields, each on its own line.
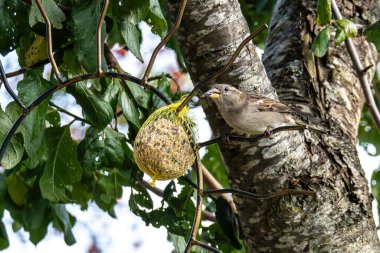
left=133, top=118, right=195, bottom=182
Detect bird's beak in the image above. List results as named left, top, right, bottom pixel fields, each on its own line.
left=201, top=88, right=221, bottom=99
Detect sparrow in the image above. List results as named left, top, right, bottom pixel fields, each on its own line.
left=202, top=84, right=306, bottom=135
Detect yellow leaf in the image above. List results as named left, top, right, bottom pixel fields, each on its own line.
left=25, top=36, right=47, bottom=67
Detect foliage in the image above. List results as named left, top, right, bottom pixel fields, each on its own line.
left=0, top=0, right=379, bottom=252
left=311, top=0, right=357, bottom=57
left=238, top=0, right=276, bottom=47
left=364, top=19, right=380, bottom=52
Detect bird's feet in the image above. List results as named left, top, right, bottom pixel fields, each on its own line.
left=222, top=134, right=231, bottom=144
left=264, top=128, right=273, bottom=138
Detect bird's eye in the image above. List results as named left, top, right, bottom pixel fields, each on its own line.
left=224, top=87, right=229, bottom=92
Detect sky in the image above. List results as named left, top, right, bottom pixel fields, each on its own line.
left=1, top=22, right=380, bottom=253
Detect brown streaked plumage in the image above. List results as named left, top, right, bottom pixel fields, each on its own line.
left=202, top=84, right=297, bottom=134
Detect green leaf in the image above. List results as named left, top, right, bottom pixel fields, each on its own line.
left=129, top=184, right=153, bottom=211
left=78, top=127, right=125, bottom=171
left=167, top=233, right=187, bottom=252
left=6, top=172, right=30, bottom=206
left=334, top=27, right=346, bottom=45
left=67, top=82, right=113, bottom=130
left=46, top=107, right=61, bottom=127
left=0, top=0, right=29, bottom=55
left=126, top=81, right=151, bottom=110
left=18, top=72, right=52, bottom=157
left=121, top=21, right=143, bottom=62
left=72, top=0, right=107, bottom=72
left=52, top=205, right=76, bottom=245
left=96, top=169, right=130, bottom=209
left=39, top=126, right=82, bottom=202
left=94, top=169, right=129, bottom=215
left=29, top=226, right=48, bottom=245
left=202, top=144, right=229, bottom=188
left=372, top=169, right=380, bottom=224
left=0, top=108, right=24, bottom=169
left=115, top=0, right=150, bottom=24
left=22, top=197, right=49, bottom=231
left=113, top=0, right=150, bottom=61
left=0, top=173, right=6, bottom=199
left=103, top=79, right=121, bottom=110
left=70, top=179, right=93, bottom=209
left=146, top=0, right=167, bottom=37
left=29, top=0, right=66, bottom=29
left=119, top=89, right=141, bottom=129
left=152, top=73, right=181, bottom=110
left=317, top=0, right=332, bottom=26
left=335, top=19, right=357, bottom=38
left=358, top=105, right=380, bottom=155
left=0, top=218, right=9, bottom=250
left=364, top=19, right=380, bottom=52
left=311, top=26, right=330, bottom=57
left=201, top=223, right=245, bottom=253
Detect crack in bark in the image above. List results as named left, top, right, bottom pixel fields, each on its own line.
left=167, top=0, right=380, bottom=251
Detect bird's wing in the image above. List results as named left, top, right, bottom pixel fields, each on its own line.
left=248, top=94, right=292, bottom=113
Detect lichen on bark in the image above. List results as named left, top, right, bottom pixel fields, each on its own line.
left=167, top=0, right=380, bottom=252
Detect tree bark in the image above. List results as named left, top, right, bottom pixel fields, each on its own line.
left=167, top=0, right=380, bottom=252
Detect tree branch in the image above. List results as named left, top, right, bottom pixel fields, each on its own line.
left=35, top=0, right=62, bottom=83
left=141, top=0, right=188, bottom=85
left=176, top=24, right=268, bottom=112
left=49, top=101, right=91, bottom=125
left=331, top=0, right=380, bottom=133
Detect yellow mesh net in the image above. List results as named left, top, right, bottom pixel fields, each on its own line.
left=133, top=96, right=196, bottom=185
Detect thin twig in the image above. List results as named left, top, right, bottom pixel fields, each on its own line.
left=0, top=60, right=26, bottom=110
left=192, top=239, right=221, bottom=253
left=203, top=188, right=316, bottom=199
left=4, top=67, right=31, bottom=79
left=201, top=163, right=237, bottom=213
left=331, top=0, right=380, bottom=132
left=198, top=125, right=310, bottom=147
left=138, top=180, right=216, bottom=222
left=49, top=102, right=91, bottom=125
left=3, top=44, right=73, bottom=80
left=185, top=152, right=204, bottom=253
left=0, top=70, right=171, bottom=162
left=96, top=0, right=109, bottom=74
left=176, top=24, right=268, bottom=113
left=141, top=0, right=187, bottom=85
left=35, top=0, right=62, bottom=83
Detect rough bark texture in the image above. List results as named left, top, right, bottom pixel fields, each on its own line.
left=167, top=0, right=380, bottom=252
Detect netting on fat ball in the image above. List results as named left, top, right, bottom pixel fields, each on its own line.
left=133, top=96, right=197, bottom=185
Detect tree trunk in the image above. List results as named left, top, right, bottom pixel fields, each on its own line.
left=167, top=0, right=380, bottom=252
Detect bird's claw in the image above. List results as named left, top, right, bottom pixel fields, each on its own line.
left=264, top=128, right=273, bottom=138
left=222, top=134, right=231, bottom=144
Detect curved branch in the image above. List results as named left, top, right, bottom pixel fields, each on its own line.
left=0, top=60, right=26, bottom=109
left=198, top=125, right=312, bottom=147
left=185, top=152, right=204, bottom=253
left=331, top=0, right=380, bottom=132
left=0, top=71, right=170, bottom=163
left=203, top=188, right=315, bottom=199
left=191, top=239, right=221, bottom=253
left=176, top=24, right=268, bottom=113
left=35, top=0, right=62, bottom=83
left=141, top=0, right=187, bottom=85
left=96, top=0, right=109, bottom=74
